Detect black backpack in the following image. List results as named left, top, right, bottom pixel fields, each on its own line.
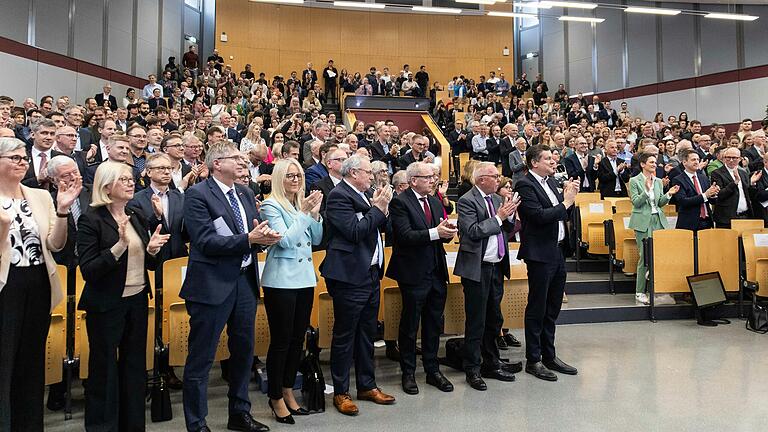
left=439, top=337, right=465, bottom=371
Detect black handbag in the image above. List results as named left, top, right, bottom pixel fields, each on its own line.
left=149, top=340, right=173, bottom=422
left=300, top=327, right=325, bottom=412
left=746, top=296, right=768, bottom=334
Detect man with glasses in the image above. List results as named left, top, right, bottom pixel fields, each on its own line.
left=22, top=119, right=64, bottom=189
left=711, top=147, right=759, bottom=228
left=53, top=125, right=88, bottom=179
left=311, top=147, right=347, bottom=250
left=63, top=106, right=94, bottom=152
left=182, top=134, right=205, bottom=167
left=305, top=142, right=338, bottom=191
left=161, top=133, right=198, bottom=192
left=454, top=162, right=520, bottom=391
left=387, top=162, right=457, bottom=396
left=398, top=134, right=434, bottom=171
left=126, top=124, right=150, bottom=191
left=182, top=141, right=280, bottom=432
left=84, top=134, right=131, bottom=184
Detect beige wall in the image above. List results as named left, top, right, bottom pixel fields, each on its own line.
left=215, top=1, right=515, bottom=86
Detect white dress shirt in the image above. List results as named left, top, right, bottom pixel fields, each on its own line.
left=733, top=169, right=749, bottom=214
left=476, top=186, right=504, bottom=263
left=212, top=176, right=252, bottom=267
left=150, top=185, right=170, bottom=221
left=530, top=172, right=566, bottom=242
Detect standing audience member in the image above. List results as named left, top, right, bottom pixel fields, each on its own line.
left=669, top=149, right=719, bottom=231
left=0, top=137, right=80, bottom=431
left=711, top=147, right=759, bottom=228
left=77, top=161, right=169, bottom=430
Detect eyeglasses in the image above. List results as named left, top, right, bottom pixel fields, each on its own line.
left=501, top=184, right=513, bottom=190
left=328, top=157, right=347, bottom=163
left=411, top=175, right=434, bottom=180
left=216, top=155, right=241, bottom=161
left=116, top=176, right=135, bottom=185
left=724, top=156, right=741, bottom=160
left=285, top=173, right=303, bottom=181
left=148, top=166, right=173, bottom=171
left=479, top=174, right=501, bottom=180
left=0, top=155, right=30, bottom=164
left=57, top=133, right=79, bottom=138
left=355, top=168, right=373, bottom=175
left=164, top=144, right=183, bottom=149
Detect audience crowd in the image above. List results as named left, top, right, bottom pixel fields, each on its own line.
left=1, top=46, right=766, bottom=431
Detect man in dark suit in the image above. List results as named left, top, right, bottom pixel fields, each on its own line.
left=22, top=119, right=64, bottom=189
left=320, top=155, right=396, bottom=416
left=499, top=124, right=519, bottom=177
left=710, top=147, right=759, bottom=228
left=95, top=84, right=118, bottom=111
left=311, top=148, right=346, bottom=250
left=563, top=136, right=600, bottom=192
left=752, top=151, right=768, bottom=226
left=181, top=142, right=280, bottom=432
left=301, top=62, right=318, bottom=88
left=597, top=138, right=630, bottom=198
left=305, top=142, right=337, bottom=191
left=397, top=134, right=433, bottom=171
left=515, top=144, right=580, bottom=382
left=367, top=124, right=399, bottom=175
left=507, top=137, right=528, bottom=184
left=64, top=106, right=94, bottom=152
left=454, top=162, right=520, bottom=391
left=387, top=162, right=457, bottom=395
left=485, top=125, right=503, bottom=164
left=670, top=149, right=719, bottom=231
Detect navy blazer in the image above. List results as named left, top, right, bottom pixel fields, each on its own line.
left=320, top=180, right=388, bottom=286
left=129, top=187, right=189, bottom=260
left=514, top=173, right=572, bottom=263
left=670, top=170, right=716, bottom=230
left=563, top=152, right=598, bottom=192
left=180, top=177, right=261, bottom=305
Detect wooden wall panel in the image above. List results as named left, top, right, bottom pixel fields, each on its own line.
left=215, top=0, right=515, bottom=85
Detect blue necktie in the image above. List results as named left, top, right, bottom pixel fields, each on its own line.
left=226, top=189, right=250, bottom=265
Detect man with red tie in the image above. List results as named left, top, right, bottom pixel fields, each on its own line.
left=670, top=149, right=719, bottom=231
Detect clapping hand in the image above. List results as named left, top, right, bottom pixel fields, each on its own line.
left=151, top=194, right=163, bottom=218
left=668, top=184, right=680, bottom=196
left=146, top=225, right=171, bottom=256
left=496, top=196, right=516, bottom=219
left=0, top=208, right=11, bottom=227
left=248, top=219, right=282, bottom=246
left=372, top=185, right=393, bottom=214
left=55, top=176, right=82, bottom=214
left=705, top=183, right=720, bottom=198
left=436, top=218, right=458, bottom=239
left=751, top=170, right=762, bottom=185
left=438, top=181, right=449, bottom=196
left=300, top=190, right=323, bottom=219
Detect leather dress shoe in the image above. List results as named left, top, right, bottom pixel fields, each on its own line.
left=385, top=344, right=401, bottom=362
left=357, top=388, right=396, bottom=405
left=496, top=336, right=509, bottom=350
left=503, top=333, right=522, bottom=347
left=193, top=427, right=211, bottom=432
left=425, top=371, right=454, bottom=392
left=481, top=368, right=516, bottom=382
left=543, top=357, right=578, bottom=375
left=333, top=394, right=359, bottom=416
left=227, top=412, right=270, bottom=432
left=402, top=374, right=419, bottom=395
left=465, top=373, right=487, bottom=391
left=501, top=361, right=523, bottom=374
left=525, top=361, right=558, bottom=382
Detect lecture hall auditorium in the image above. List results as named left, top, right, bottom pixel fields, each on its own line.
left=1, top=1, right=767, bottom=431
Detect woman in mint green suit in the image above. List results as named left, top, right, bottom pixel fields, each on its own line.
left=628, top=152, right=679, bottom=304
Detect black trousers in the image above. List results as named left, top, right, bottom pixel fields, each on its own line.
left=0, top=264, right=50, bottom=432
left=398, top=273, right=447, bottom=375
left=328, top=267, right=380, bottom=394
left=262, top=287, right=314, bottom=400
left=461, top=262, right=504, bottom=374
left=524, top=253, right=567, bottom=362
left=84, top=292, right=148, bottom=432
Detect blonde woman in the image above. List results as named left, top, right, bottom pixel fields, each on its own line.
left=240, top=121, right=266, bottom=154
left=302, top=90, right=323, bottom=113
left=259, top=159, right=323, bottom=422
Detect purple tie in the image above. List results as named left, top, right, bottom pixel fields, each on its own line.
left=484, top=195, right=505, bottom=258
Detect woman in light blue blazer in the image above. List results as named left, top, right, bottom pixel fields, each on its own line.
left=259, top=158, right=323, bottom=423
left=628, top=151, right=679, bottom=305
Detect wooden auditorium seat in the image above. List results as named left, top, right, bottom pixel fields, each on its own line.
left=45, top=265, right=68, bottom=385
left=579, top=200, right=612, bottom=255
left=731, top=219, right=765, bottom=237
left=650, top=229, right=694, bottom=294
left=697, top=229, right=739, bottom=292
left=741, top=229, right=768, bottom=298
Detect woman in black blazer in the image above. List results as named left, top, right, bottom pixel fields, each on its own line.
left=77, top=162, right=169, bottom=431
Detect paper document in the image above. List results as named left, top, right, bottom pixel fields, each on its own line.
left=754, top=233, right=768, bottom=247
left=589, top=203, right=605, bottom=213
left=213, top=216, right=234, bottom=236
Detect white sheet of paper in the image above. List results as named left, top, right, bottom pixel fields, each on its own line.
left=589, top=203, right=605, bottom=213
left=666, top=216, right=677, bottom=227
left=754, top=233, right=768, bottom=247
left=327, top=70, right=337, bottom=78
left=446, top=251, right=458, bottom=268
left=508, top=248, right=522, bottom=266
left=213, top=216, right=234, bottom=236
left=623, top=217, right=630, bottom=229
left=355, top=212, right=363, bottom=221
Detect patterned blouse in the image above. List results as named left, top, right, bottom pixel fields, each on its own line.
left=2, top=198, right=44, bottom=267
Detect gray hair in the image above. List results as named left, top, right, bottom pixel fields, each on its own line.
left=405, top=162, right=431, bottom=182
left=0, top=137, right=26, bottom=154
left=370, top=160, right=387, bottom=174
left=392, top=170, right=408, bottom=187
left=32, top=118, right=56, bottom=133
left=46, top=155, right=77, bottom=178
left=205, top=141, right=239, bottom=170
left=340, top=154, right=366, bottom=177
left=472, top=161, right=497, bottom=182
left=63, top=106, right=82, bottom=117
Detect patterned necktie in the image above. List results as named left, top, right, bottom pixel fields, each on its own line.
left=420, top=197, right=432, bottom=226
left=226, top=189, right=250, bottom=265
left=134, top=155, right=146, bottom=173
left=71, top=197, right=81, bottom=226
left=484, top=195, right=505, bottom=258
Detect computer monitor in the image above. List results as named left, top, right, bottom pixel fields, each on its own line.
left=686, top=272, right=727, bottom=309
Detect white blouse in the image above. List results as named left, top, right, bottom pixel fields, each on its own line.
left=1, top=198, right=44, bottom=267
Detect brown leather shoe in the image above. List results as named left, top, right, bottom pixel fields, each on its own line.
left=356, top=388, right=396, bottom=405
left=333, top=394, right=359, bottom=416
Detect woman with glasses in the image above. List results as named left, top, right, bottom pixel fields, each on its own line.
left=77, top=161, right=169, bottom=430
left=259, top=158, right=323, bottom=423
left=0, top=138, right=81, bottom=431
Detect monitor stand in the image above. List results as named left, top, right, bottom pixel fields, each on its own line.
left=695, top=305, right=731, bottom=327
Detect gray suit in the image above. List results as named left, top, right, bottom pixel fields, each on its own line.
left=454, top=186, right=513, bottom=373
left=508, top=149, right=526, bottom=183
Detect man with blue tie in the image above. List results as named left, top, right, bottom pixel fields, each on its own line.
left=181, top=142, right=281, bottom=432
left=320, top=155, right=396, bottom=415
left=670, top=149, right=720, bottom=231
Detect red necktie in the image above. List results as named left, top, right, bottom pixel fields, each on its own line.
left=691, top=174, right=707, bottom=218
left=421, top=197, right=432, bottom=226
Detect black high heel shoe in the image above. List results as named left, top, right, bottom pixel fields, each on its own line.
left=269, top=399, right=296, bottom=425
left=287, top=405, right=311, bottom=416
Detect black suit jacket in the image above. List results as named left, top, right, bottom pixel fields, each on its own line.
left=597, top=157, right=630, bottom=198
left=320, top=180, right=388, bottom=286
left=22, top=149, right=65, bottom=188
left=499, top=137, right=515, bottom=177
left=129, top=187, right=189, bottom=261
left=486, top=137, right=502, bottom=163
left=77, top=206, right=158, bottom=312
left=743, top=146, right=764, bottom=173
left=386, top=189, right=448, bottom=285
left=751, top=167, right=768, bottom=225
left=563, top=152, right=598, bottom=192
left=669, top=171, right=716, bottom=230
left=514, top=173, right=572, bottom=262
left=368, top=140, right=398, bottom=172
left=710, top=166, right=753, bottom=226
left=95, top=93, right=118, bottom=111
